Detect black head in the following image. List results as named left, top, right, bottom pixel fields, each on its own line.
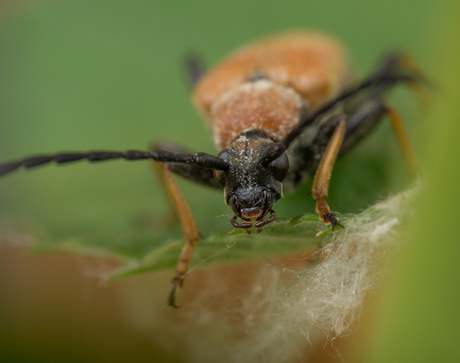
left=213, top=131, right=289, bottom=233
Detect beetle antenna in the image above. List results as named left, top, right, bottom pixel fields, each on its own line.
left=0, top=150, right=229, bottom=178
left=260, top=72, right=421, bottom=165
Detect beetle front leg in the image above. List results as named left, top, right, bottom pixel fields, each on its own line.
left=152, top=162, right=199, bottom=308
left=312, top=114, right=347, bottom=231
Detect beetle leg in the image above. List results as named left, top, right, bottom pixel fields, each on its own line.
left=149, top=161, right=180, bottom=230
left=152, top=161, right=199, bottom=308
left=184, top=54, right=206, bottom=91
left=144, top=142, right=221, bottom=231
left=383, top=105, right=419, bottom=173
left=149, top=142, right=225, bottom=306
left=395, top=53, right=432, bottom=88
left=312, top=114, right=347, bottom=231
left=339, top=100, right=419, bottom=174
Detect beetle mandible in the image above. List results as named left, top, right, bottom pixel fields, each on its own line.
left=0, top=32, right=424, bottom=307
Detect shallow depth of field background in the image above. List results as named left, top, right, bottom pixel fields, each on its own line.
left=0, top=0, right=434, bottom=244
left=0, top=0, right=459, bottom=362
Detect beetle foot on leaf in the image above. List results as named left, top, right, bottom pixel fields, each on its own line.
left=324, top=212, right=345, bottom=231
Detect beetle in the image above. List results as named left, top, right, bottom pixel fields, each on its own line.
left=0, top=32, right=424, bottom=307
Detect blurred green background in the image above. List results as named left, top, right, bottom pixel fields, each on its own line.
left=0, top=0, right=433, bottom=254
left=0, top=0, right=458, bottom=362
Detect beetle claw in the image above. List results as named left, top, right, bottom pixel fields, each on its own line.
left=325, top=212, right=345, bottom=231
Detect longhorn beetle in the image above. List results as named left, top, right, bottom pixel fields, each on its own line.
left=0, top=32, right=424, bottom=307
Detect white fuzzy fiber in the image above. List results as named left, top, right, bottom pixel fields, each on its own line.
left=175, top=186, right=418, bottom=363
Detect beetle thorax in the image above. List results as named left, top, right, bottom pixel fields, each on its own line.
left=210, top=80, right=303, bottom=149
left=225, top=135, right=273, bottom=193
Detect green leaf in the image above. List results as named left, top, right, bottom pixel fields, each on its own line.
left=111, top=215, right=329, bottom=278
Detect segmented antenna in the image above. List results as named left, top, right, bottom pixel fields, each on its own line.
left=0, top=150, right=229, bottom=178
left=260, top=69, right=422, bottom=165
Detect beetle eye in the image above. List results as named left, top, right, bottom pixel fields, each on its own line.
left=271, top=152, right=289, bottom=181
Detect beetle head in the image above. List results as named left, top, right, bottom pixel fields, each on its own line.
left=213, top=131, right=289, bottom=232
